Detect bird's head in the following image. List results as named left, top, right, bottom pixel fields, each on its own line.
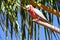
left=26, top=5, right=33, bottom=11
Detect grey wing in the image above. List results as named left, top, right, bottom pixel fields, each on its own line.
left=34, top=8, right=48, bottom=22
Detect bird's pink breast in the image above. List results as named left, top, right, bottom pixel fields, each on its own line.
left=28, top=7, right=38, bottom=19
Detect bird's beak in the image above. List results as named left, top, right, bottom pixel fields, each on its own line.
left=26, top=8, right=28, bottom=10
left=26, top=7, right=29, bottom=11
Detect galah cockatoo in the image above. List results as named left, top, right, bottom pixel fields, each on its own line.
left=26, top=5, right=48, bottom=22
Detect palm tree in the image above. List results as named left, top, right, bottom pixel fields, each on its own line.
left=0, top=0, right=60, bottom=40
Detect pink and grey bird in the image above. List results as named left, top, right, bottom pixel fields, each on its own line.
left=26, top=5, right=48, bottom=22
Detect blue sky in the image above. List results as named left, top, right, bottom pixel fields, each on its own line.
left=0, top=10, right=60, bottom=40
